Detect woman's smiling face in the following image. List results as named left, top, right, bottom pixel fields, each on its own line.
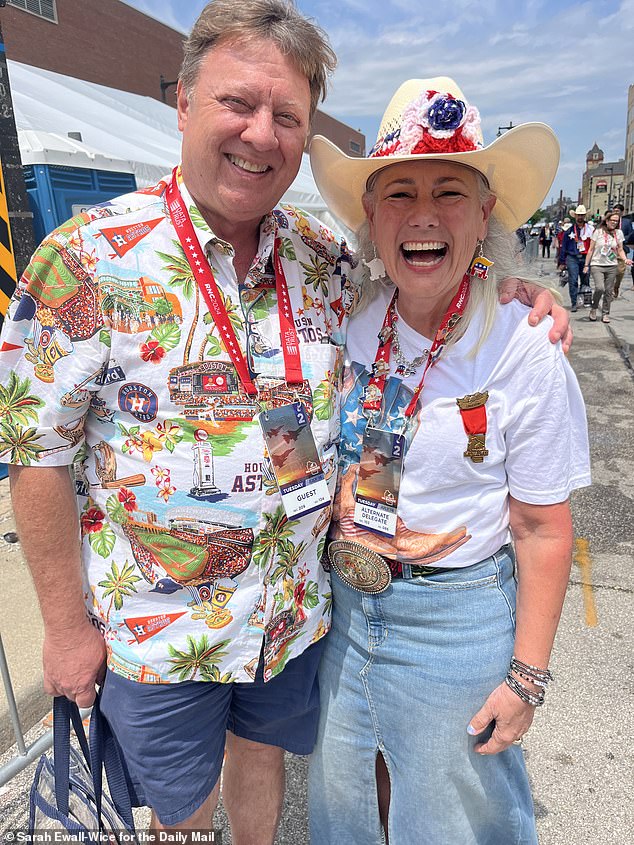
left=363, top=160, right=496, bottom=317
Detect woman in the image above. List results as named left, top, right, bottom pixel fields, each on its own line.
left=538, top=223, right=552, bottom=258
left=584, top=210, right=632, bottom=323
left=308, top=77, right=591, bottom=844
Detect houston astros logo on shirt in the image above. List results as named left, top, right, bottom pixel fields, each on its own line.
left=118, top=383, right=159, bottom=422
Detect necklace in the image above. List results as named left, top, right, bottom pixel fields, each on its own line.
left=391, top=305, right=429, bottom=377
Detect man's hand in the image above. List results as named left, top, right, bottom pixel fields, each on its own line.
left=43, top=621, right=107, bottom=707
left=467, top=681, right=536, bottom=754
left=498, top=277, right=572, bottom=354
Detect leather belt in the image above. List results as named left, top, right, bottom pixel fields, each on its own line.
left=327, top=539, right=455, bottom=594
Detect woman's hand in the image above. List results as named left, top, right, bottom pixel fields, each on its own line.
left=467, top=681, right=536, bottom=754
left=498, top=277, right=573, bottom=353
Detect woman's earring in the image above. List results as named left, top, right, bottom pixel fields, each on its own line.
left=363, top=244, right=386, bottom=280
left=469, top=240, right=494, bottom=280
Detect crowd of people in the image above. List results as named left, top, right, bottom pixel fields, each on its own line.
left=550, top=204, right=633, bottom=320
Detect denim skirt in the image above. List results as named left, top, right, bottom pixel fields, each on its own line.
left=309, top=545, right=538, bottom=845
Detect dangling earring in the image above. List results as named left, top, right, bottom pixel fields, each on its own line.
left=468, top=240, right=494, bottom=280
left=363, top=243, right=386, bottom=280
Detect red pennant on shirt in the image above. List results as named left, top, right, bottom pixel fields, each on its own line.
left=125, top=611, right=186, bottom=644
left=97, top=218, right=164, bottom=258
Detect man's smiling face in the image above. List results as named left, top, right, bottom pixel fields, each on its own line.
left=177, top=37, right=311, bottom=240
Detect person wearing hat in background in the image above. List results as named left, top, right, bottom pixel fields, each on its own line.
left=584, top=210, right=632, bottom=323
left=308, top=77, right=591, bottom=844
left=611, top=203, right=634, bottom=297
left=558, top=204, right=594, bottom=311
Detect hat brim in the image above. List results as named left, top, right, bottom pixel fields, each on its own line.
left=310, top=123, right=559, bottom=233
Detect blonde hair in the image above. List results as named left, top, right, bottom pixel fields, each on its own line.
left=180, top=0, right=336, bottom=118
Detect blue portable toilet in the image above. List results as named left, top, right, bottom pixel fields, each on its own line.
left=23, top=164, right=137, bottom=244
left=17, top=128, right=140, bottom=243
left=22, top=162, right=137, bottom=244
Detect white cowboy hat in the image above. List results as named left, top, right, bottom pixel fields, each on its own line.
left=310, top=77, right=560, bottom=233
left=570, top=204, right=587, bottom=216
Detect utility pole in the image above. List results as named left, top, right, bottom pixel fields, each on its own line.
left=0, top=14, right=35, bottom=320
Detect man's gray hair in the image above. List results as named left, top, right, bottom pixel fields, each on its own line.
left=180, top=0, right=336, bottom=118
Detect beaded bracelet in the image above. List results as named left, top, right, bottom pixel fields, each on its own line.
left=505, top=673, right=545, bottom=707
left=510, top=657, right=553, bottom=688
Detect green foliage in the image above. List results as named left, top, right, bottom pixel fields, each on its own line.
left=153, top=296, right=173, bottom=317
left=527, top=209, right=546, bottom=226
left=278, top=237, right=297, bottom=262
left=88, top=523, right=117, bottom=558
left=98, top=560, right=141, bottom=611
left=106, top=494, right=128, bottom=525
left=167, top=634, right=230, bottom=681
left=0, top=420, right=44, bottom=464
left=0, top=372, right=44, bottom=426
left=151, top=322, right=181, bottom=351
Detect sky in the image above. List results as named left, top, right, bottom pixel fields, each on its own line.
left=123, top=0, right=634, bottom=208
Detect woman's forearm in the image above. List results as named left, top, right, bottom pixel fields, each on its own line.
left=509, top=497, right=573, bottom=668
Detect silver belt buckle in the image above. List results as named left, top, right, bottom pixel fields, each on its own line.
left=328, top=540, right=392, bottom=594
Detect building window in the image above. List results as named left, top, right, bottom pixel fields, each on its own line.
left=595, top=183, right=607, bottom=193
left=349, top=141, right=361, bottom=154
left=7, top=0, right=58, bottom=23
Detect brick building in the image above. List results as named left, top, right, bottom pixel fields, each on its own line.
left=581, top=142, right=625, bottom=220
left=2, top=0, right=365, bottom=155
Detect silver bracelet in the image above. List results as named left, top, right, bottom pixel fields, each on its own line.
left=510, top=657, right=553, bottom=688
left=505, top=673, right=545, bottom=707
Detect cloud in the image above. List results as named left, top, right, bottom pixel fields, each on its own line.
left=121, top=0, right=633, bottom=199
left=315, top=0, right=633, bottom=197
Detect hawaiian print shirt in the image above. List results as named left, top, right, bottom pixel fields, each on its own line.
left=0, top=170, right=361, bottom=684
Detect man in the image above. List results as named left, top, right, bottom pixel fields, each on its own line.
left=558, top=204, right=594, bottom=312
left=0, top=1, right=569, bottom=840
left=612, top=202, right=633, bottom=297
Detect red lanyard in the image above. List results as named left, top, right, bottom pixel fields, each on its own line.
left=165, top=169, right=303, bottom=395
left=364, top=273, right=470, bottom=419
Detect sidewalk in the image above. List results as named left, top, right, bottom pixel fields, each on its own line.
left=0, top=479, right=47, bottom=754
left=548, top=256, right=634, bottom=367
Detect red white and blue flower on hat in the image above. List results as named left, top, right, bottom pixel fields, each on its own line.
left=369, top=90, right=483, bottom=158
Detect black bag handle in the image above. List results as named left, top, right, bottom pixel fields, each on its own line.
left=52, top=696, right=89, bottom=818
left=89, top=693, right=135, bottom=829
left=52, top=694, right=135, bottom=831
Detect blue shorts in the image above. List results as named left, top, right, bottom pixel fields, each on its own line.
left=101, top=639, right=325, bottom=825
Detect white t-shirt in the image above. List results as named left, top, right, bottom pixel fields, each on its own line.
left=589, top=227, right=624, bottom=267
left=333, top=288, right=591, bottom=568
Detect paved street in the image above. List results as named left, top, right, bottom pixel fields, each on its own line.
left=1, top=256, right=633, bottom=843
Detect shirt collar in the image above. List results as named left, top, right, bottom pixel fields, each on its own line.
left=177, top=172, right=277, bottom=287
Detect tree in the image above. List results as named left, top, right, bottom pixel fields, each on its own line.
left=527, top=209, right=546, bottom=226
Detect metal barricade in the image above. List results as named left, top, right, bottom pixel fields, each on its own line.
left=525, top=236, right=539, bottom=263
left=0, top=632, right=52, bottom=786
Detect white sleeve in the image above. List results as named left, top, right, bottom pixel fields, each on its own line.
left=504, top=355, right=591, bottom=504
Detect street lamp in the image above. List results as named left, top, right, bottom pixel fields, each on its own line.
left=496, top=121, right=514, bottom=137
left=606, top=165, right=614, bottom=209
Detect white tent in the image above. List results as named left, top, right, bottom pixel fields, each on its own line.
left=8, top=60, right=344, bottom=233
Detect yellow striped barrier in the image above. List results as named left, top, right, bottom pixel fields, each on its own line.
left=0, top=159, right=18, bottom=315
